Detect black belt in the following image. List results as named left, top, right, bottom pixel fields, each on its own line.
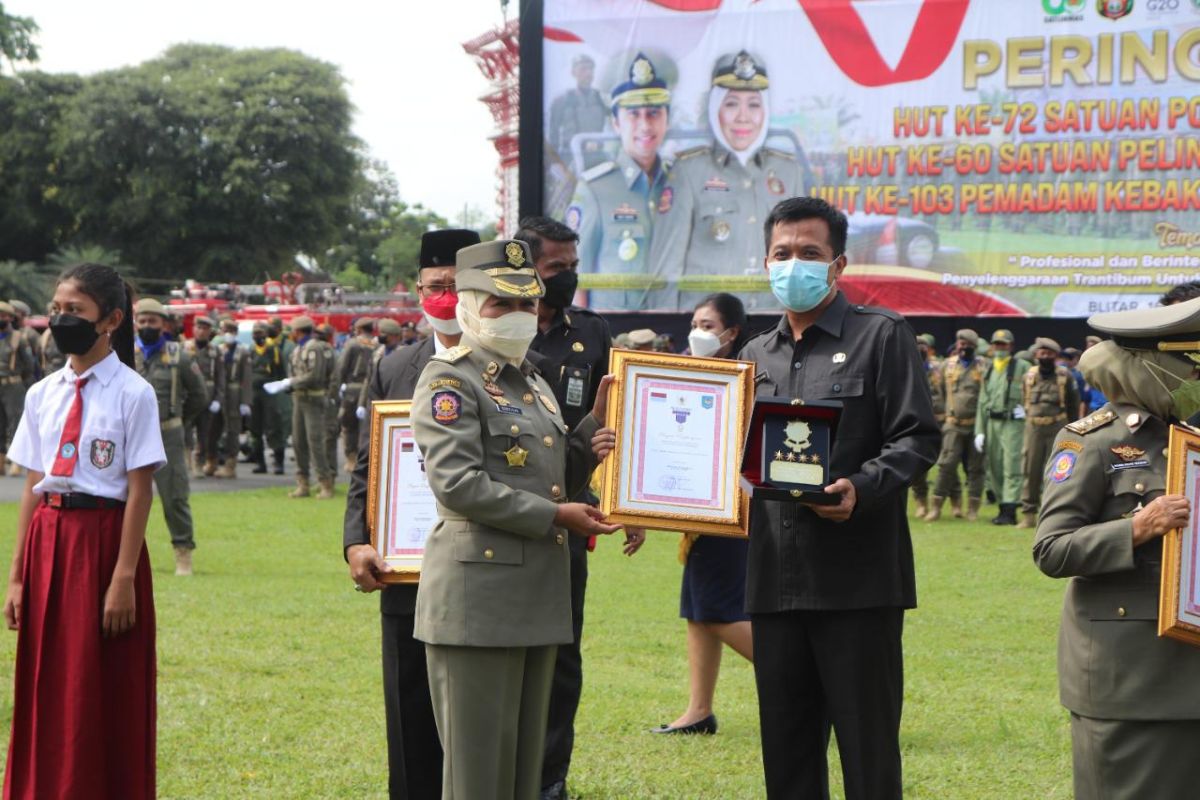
left=989, top=411, right=1013, bottom=420
left=43, top=492, right=125, bottom=510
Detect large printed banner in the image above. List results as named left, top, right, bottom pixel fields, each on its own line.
left=541, top=0, right=1200, bottom=316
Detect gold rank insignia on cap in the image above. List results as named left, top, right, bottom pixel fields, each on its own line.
left=505, top=242, right=526, bottom=267
left=632, top=57, right=653, bottom=85
left=712, top=50, right=769, bottom=91
left=455, top=240, right=545, bottom=299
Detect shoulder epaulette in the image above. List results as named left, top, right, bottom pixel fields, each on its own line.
left=850, top=304, right=902, bottom=321
left=762, top=146, right=796, bottom=161
left=581, top=161, right=617, bottom=182
left=430, top=344, right=472, bottom=364
left=674, top=145, right=708, bottom=161
left=1065, top=408, right=1116, bottom=435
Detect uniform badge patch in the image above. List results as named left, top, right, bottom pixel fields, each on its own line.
left=1049, top=451, right=1077, bottom=483
left=90, top=439, right=115, bottom=469
left=432, top=391, right=462, bottom=425
left=767, top=173, right=786, bottom=195
left=60, top=442, right=76, bottom=460
left=703, top=177, right=730, bottom=192
left=428, top=378, right=462, bottom=391
left=1111, top=445, right=1146, bottom=461
left=612, top=203, right=639, bottom=222
left=617, top=234, right=639, bottom=262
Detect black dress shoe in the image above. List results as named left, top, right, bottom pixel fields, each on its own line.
left=649, top=714, right=718, bottom=735
left=252, top=463, right=268, bottom=474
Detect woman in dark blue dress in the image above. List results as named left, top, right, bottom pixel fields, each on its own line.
left=651, top=293, right=753, bottom=735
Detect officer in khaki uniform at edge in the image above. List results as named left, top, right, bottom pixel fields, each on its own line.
left=336, top=317, right=375, bottom=473
left=1034, top=297, right=1200, bottom=799
left=184, top=316, right=226, bottom=478
left=974, top=328, right=1031, bottom=525
left=911, top=333, right=946, bottom=518
left=1017, top=336, right=1080, bottom=529
left=317, top=323, right=342, bottom=479
left=216, top=318, right=253, bottom=479
left=927, top=329, right=988, bottom=522
left=411, top=238, right=619, bottom=800
left=356, top=319, right=406, bottom=418
left=134, top=298, right=207, bottom=576
left=265, top=315, right=336, bottom=499
left=0, top=301, right=34, bottom=477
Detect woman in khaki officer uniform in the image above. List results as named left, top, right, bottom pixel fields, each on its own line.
left=648, top=50, right=812, bottom=311
left=411, top=239, right=619, bottom=800
left=1034, top=297, right=1200, bottom=799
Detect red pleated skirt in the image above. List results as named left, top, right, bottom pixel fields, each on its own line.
left=3, top=503, right=156, bottom=800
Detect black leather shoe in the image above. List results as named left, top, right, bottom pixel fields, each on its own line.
left=252, top=463, right=268, bottom=474
left=649, top=714, right=718, bottom=735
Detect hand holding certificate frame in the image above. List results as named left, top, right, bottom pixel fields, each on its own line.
left=599, top=349, right=754, bottom=538
left=1160, top=425, right=1200, bottom=647
left=366, top=400, right=439, bottom=584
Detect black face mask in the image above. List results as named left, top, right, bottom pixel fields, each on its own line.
left=377, top=335, right=388, bottom=346
left=960, top=347, right=975, bottom=360
left=252, top=335, right=266, bottom=346
left=195, top=337, right=209, bottom=348
left=541, top=270, right=579, bottom=309
left=1038, top=357, right=1057, bottom=373
left=0, top=320, right=9, bottom=331
left=50, top=314, right=102, bottom=355
left=138, top=327, right=162, bottom=345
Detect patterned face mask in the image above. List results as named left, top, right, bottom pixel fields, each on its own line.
left=1143, top=359, right=1200, bottom=421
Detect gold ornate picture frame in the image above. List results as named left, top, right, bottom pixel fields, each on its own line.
left=1161, top=424, right=1200, bottom=647
left=366, top=400, right=438, bottom=584
left=599, top=349, right=754, bottom=538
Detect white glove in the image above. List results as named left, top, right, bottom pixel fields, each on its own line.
left=1012, top=406, right=1026, bottom=420
left=263, top=378, right=291, bottom=395
left=339, top=383, right=347, bottom=399
left=239, top=404, right=252, bottom=417
left=973, top=434, right=985, bottom=453
left=208, top=400, right=221, bottom=414
left=355, top=406, right=367, bottom=420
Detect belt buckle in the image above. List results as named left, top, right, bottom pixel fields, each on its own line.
left=46, top=494, right=63, bottom=508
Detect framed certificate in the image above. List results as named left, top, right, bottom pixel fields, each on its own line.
left=599, top=349, right=755, bottom=537
left=366, top=400, right=439, bottom=583
left=1162, top=425, right=1200, bottom=646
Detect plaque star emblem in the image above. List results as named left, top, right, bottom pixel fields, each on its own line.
left=774, top=450, right=785, bottom=461
left=505, top=445, right=529, bottom=467
left=811, top=454, right=821, bottom=465
left=786, top=452, right=797, bottom=462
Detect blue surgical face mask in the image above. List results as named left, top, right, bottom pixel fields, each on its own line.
left=768, top=258, right=834, bottom=313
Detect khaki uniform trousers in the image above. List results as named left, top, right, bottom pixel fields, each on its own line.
left=324, top=396, right=340, bottom=476
left=1020, top=422, right=1062, bottom=515
left=1071, top=714, right=1200, bottom=800
left=340, top=389, right=363, bottom=463
left=292, top=394, right=332, bottom=482
left=932, top=428, right=984, bottom=500
left=425, top=643, right=557, bottom=800
left=154, top=421, right=195, bottom=549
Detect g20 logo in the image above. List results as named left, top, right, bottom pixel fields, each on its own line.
left=1043, top=0, right=1087, bottom=14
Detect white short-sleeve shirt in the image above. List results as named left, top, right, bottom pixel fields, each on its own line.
left=9, top=351, right=167, bottom=501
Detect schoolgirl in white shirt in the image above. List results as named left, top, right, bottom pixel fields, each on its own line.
left=2, top=263, right=166, bottom=800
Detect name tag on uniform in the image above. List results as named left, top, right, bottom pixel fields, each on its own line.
left=495, top=403, right=523, bottom=415
left=563, top=365, right=591, bottom=408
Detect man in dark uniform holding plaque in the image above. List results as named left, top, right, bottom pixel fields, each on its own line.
left=341, top=227, right=479, bottom=800
left=513, top=216, right=615, bottom=800
left=739, top=196, right=940, bottom=799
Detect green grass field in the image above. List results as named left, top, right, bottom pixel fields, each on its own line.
left=0, top=490, right=1073, bottom=799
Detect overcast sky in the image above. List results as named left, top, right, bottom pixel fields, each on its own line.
left=9, top=0, right=510, bottom=223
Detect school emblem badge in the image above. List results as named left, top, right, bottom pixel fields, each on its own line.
left=90, top=439, right=116, bottom=469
